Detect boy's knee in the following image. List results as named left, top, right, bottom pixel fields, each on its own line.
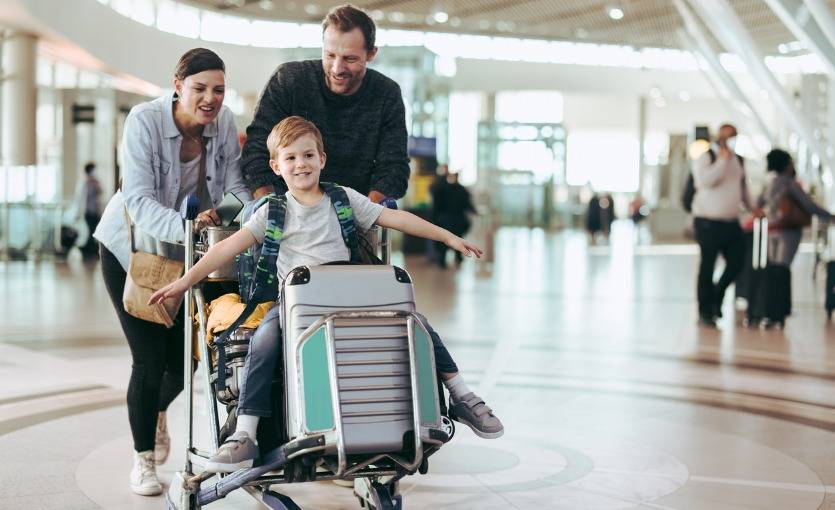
left=250, top=324, right=281, bottom=354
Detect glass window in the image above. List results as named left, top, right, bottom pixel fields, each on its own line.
left=130, top=0, right=155, bottom=26
left=201, top=12, right=251, bottom=45
left=448, top=92, right=480, bottom=186
left=566, top=131, right=640, bottom=192
left=497, top=141, right=556, bottom=184
left=495, top=91, right=564, bottom=124
left=156, top=0, right=200, bottom=39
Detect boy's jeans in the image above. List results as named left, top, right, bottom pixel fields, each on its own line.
left=237, top=305, right=459, bottom=417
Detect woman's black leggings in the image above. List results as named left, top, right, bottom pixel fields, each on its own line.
left=100, top=246, right=186, bottom=453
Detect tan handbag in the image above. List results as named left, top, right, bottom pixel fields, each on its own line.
left=122, top=210, right=185, bottom=328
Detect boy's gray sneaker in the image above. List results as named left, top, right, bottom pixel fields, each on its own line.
left=449, top=392, right=504, bottom=439
left=205, top=433, right=259, bottom=473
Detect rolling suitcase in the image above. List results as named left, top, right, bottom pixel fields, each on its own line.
left=745, top=218, right=769, bottom=325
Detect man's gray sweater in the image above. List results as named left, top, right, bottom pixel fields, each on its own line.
left=240, top=60, right=410, bottom=198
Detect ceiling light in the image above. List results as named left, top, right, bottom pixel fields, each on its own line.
left=370, top=9, right=384, bottom=20
left=575, top=28, right=589, bottom=39
left=479, top=19, right=491, bottom=30
left=388, top=11, right=405, bottom=22
left=304, top=4, right=319, bottom=15
left=777, top=43, right=788, bottom=54
left=433, top=11, right=449, bottom=23
left=608, top=7, right=624, bottom=20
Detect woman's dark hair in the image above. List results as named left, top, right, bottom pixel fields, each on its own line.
left=322, top=4, right=376, bottom=52
left=174, top=48, right=225, bottom=81
left=766, top=149, right=792, bottom=174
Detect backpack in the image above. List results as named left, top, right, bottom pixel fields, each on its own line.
left=215, top=182, right=363, bottom=392
left=682, top=149, right=744, bottom=213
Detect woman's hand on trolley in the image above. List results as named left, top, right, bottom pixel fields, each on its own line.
left=194, top=209, right=222, bottom=232
left=445, top=235, right=483, bottom=259
left=148, top=278, right=190, bottom=306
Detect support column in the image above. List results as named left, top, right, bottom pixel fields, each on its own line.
left=764, top=0, right=835, bottom=78
left=638, top=95, right=647, bottom=196
left=1, top=30, right=37, bottom=167
left=802, top=0, right=835, bottom=56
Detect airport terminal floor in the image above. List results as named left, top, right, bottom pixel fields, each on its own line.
left=3, top=222, right=835, bottom=509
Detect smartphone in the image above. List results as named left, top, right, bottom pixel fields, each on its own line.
left=215, top=192, right=244, bottom=227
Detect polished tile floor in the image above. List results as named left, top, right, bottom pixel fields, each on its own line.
left=2, top=222, right=835, bottom=509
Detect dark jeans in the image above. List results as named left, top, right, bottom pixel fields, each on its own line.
left=238, top=305, right=459, bottom=417
left=693, top=218, right=745, bottom=318
left=100, top=246, right=185, bottom=452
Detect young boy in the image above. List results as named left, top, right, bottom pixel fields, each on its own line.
left=149, top=116, right=503, bottom=473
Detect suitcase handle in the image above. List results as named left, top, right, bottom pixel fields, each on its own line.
left=752, top=217, right=768, bottom=269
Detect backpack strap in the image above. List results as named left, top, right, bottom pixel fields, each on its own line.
left=215, top=196, right=287, bottom=393
left=236, top=194, right=274, bottom=301
left=320, top=181, right=363, bottom=263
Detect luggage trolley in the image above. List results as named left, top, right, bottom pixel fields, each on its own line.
left=166, top=196, right=454, bottom=510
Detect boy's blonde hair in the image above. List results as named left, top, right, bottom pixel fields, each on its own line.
left=266, top=116, right=324, bottom=159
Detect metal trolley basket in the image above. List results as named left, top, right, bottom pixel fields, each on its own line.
left=166, top=198, right=454, bottom=510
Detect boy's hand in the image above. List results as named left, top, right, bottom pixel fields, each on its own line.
left=148, top=278, right=190, bottom=306
left=445, top=235, right=483, bottom=259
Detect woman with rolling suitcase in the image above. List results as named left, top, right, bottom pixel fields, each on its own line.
left=755, top=149, right=833, bottom=328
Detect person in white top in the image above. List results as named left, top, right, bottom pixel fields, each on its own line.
left=691, top=124, right=754, bottom=327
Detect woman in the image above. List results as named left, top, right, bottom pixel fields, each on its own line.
left=94, top=48, right=251, bottom=496
left=756, top=149, right=832, bottom=328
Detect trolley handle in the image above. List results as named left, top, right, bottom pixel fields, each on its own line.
left=182, top=193, right=200, bottom=221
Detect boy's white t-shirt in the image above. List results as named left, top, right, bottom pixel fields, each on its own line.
left=243, top=186, right=384, bottom=280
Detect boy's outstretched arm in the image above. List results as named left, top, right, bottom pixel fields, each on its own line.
left=375, top=208, right=483, bottom=259
left=148, top=229, right=259, bottom=305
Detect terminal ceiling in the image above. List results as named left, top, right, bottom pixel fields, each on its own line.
left=188, top=0, right=835, bottom=55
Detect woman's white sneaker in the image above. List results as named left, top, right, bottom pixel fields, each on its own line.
left=155, top=412, right=171, bottom=464
left=130, top=450, right=163, bottom=496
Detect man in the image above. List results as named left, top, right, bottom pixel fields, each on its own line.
left=78, top=162, right=102, bottom=258
left=240, top=4, right=410, bottom=202
left=691, top=123, right=753, bottom=327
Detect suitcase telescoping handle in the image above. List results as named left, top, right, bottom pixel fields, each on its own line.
left=378, top=198, right=397, bottom=264
left=752, top=217, right=768, bottom=270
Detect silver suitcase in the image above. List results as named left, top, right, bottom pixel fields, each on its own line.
left=281, top=264, right=446, bottom=468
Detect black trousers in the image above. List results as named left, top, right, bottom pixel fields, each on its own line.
left=100, top=245, right=185, bottom=452
left=693, top=218, right=745, bottom=318
left=82, top=213, right=100, bottom=257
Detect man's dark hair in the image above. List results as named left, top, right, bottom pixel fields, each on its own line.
left=719, top=123, right=736, bottom=133
left=174, top=48, right=225, bottom=80
left=84, top=162, right=95, bottom=175
left=322, top=4, right=376, bottom=52
left=766, top=149, right=792, bottom=174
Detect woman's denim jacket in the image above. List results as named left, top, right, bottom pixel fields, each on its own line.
left=94, top=93, right=252, bottom=270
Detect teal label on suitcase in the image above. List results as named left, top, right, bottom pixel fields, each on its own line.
left=301, top=326, right=335, bottom=431
left=414, top=325, right=439, bottom=425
